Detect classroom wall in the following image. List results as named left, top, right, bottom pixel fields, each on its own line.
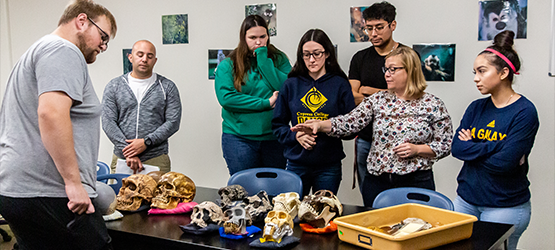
left=1, top=0, right=553, bottom=249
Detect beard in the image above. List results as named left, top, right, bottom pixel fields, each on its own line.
left=77, top=33, right=98, bottom=64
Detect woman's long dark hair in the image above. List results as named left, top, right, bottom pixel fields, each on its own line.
left=228, top=15, right=280, bottom=91
left=288, top=29, right=347, bottom=80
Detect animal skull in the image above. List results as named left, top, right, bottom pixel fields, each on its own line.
left=262, top=210, right=294, bottom=243
left=190, top=201, right=225, bottom=228
left=244, top=190, right=273, bottom=221
left=218, top=185, right=248, bottom=208
left=116, top=174, right=157, bottom=211
left=151, top=172, right=196, bottom=210
left=272, top=192, right=301, bottom=219
left=298, top=190, right=343, bottom=228
left=223, top=205, right=252, bottom=235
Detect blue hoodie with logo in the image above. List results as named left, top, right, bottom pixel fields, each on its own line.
left=452, top=96, right=539, bottom=207
left=272, top=73, right=355, bottom=166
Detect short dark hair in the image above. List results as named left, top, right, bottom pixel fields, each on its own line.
left=363, top=1, right=396, bottom=23
left=288, top=29, right=347, bottom=80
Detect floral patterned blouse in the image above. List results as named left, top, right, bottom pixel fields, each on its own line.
left=328, top=91, right=453, bottom=175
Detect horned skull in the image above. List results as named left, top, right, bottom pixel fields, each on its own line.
left=244, top=190, right=273, bottom=221
left=223, top=205, right=252, bottom=235
left=298, top=190, right=343, bottom=228
left=272, top=192, right=301, bottom=219
left=218, top=185, right=248, bottom=209
left=151, top=172, right=196, bottom=210
left=116, top=174, right=157, bottom=211
left=262, top=210, right=294, bottom=243
left=190, top=201, right=225, bottom=228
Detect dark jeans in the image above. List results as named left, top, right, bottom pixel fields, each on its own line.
left=286, top=160, right=342, bottom=198
left=361, top=169, right=436, bottom=207
left=0, top=195, right=112, bottom=250
left=221, top=133, right=287, bottom=176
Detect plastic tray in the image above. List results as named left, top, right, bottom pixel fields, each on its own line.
left=334, top=203, right=478, bottom=250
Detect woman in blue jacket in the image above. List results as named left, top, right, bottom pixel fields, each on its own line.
left=272, top=29, right=355, bottom=197
left=452, top=30, right=539, bottom=250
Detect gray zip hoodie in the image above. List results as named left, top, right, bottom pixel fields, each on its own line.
left=102, top=73, right=182, bottom=162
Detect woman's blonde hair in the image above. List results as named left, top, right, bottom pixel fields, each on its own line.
left=386, top=46, right=427, bottom=98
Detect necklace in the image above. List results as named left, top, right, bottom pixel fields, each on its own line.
left=505, top=94, right=514, bottom=105
left=389, top=42, right=398, bottom=54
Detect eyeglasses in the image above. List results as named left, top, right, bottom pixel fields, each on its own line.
left=87, top=17, right=109, bottom=51
left=363, top=22, right=390, bottom=35
left=382, top=66, right=405, bottom=74
left=302, top=50, right=325, bottom=60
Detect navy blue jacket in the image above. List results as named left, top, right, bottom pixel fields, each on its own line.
left=272, top=73, right=355, bottom=166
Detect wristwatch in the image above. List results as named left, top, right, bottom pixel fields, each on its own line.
left=144, top=137, right=152, bottom=147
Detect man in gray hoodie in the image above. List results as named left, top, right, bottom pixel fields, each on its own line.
left=102, top=40, right=182, bottom=173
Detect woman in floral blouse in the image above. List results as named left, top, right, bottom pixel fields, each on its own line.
left=292, top=46, right=453, bottom=207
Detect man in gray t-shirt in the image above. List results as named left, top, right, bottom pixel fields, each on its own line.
left=0, top=1, right=117, bottom=249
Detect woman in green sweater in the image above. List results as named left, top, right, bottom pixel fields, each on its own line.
left=215, top=15, right=291, bottom=176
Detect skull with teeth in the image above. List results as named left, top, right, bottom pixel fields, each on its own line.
left=116, top=174, right=157, bottom=211
left=244, top=190, right=273, bottom=222
left=218, top=185, right=248, bottom=209
left=223, top=204, right=252, bottom=235
left=262, top=210, right=294, bottom=243
left=272, top=192, right=301, bottom=219
left=151, top=172, right=196, bottom=210
left=190, top=201, right=225, bottom=228
left=298, top=190, right=343, bottom=228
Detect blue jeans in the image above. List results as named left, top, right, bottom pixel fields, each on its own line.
left=361, top=169, right=435, bottom=207
left=221, top=133, right=286, bottom=176
left=286, top=160, right=342, bottom=198
left=356, top=137, right=371, bottom=193
left=454, top=196, right=531, bottom=250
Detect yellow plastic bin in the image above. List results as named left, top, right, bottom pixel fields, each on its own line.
left=334, top=203, right=478, bottom=250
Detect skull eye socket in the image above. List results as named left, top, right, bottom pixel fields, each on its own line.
left=268, top=211, right=275, bottom=217
left=128, top=183, right=137, bottom=191
left=253, top=201, right=261, bottom=207
left=278, top=212, right=287, bottom=219
left=165, top=184, right=173, bottom=189
left=234, top=209, right=243, bottom=216
left=225, top=210, right=233, bottom=217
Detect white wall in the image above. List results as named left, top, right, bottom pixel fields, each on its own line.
left=1, top=0, right=553, bottom=249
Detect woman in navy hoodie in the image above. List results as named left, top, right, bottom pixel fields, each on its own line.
left=272, top=29, right=355, bottom=197
left=451, top=30, right=539, bottom=250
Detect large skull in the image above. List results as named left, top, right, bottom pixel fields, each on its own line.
left=272, top=192, right=301, bottom=219
left=218, top=185, right=248, bottom=208
left=116, top=174, right=157, bottom=211
left=223, top=205, right=252, bottom=235
left=298, top=190, right=343, bottom=228
left=190, top=201, right=225, bottom=228
left=244, top=190, right=273, bottom=221
left=262, top=210, right=294, bottom=243
left=151, top=172, right=196, bottom=210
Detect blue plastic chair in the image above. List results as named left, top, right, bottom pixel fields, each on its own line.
left=372, top=187, right=454, bottom=211
left=227, top=168, right=303, bottom=197
left=97, top=173, right=130, bottom=195
left=97, top=161, right=110, bottom=177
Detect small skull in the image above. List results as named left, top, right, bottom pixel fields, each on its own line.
left=244, top=190, right=273, bottom=221
left=298, top=190, right=343, bottom=228
left=218, top=185, right=248, bottom=208
left=272, top=192, right=301, bottom=219
left=223, top=205, right=252, bottom=235
left=116, top=174, right=157, bottom=211
left=262, top=210, right=294, bottom=243
left=151, top=172, right=196, bottom=210
left=190, top=201, right=224, bottom=228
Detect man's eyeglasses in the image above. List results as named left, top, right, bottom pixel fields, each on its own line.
left=87, top=17, right=109, bottom=50
left=302, top=50, right=325, bottom=60
left=363, top=22, right=390, bottom=35
left=382, top=66, right=404, bottom=74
